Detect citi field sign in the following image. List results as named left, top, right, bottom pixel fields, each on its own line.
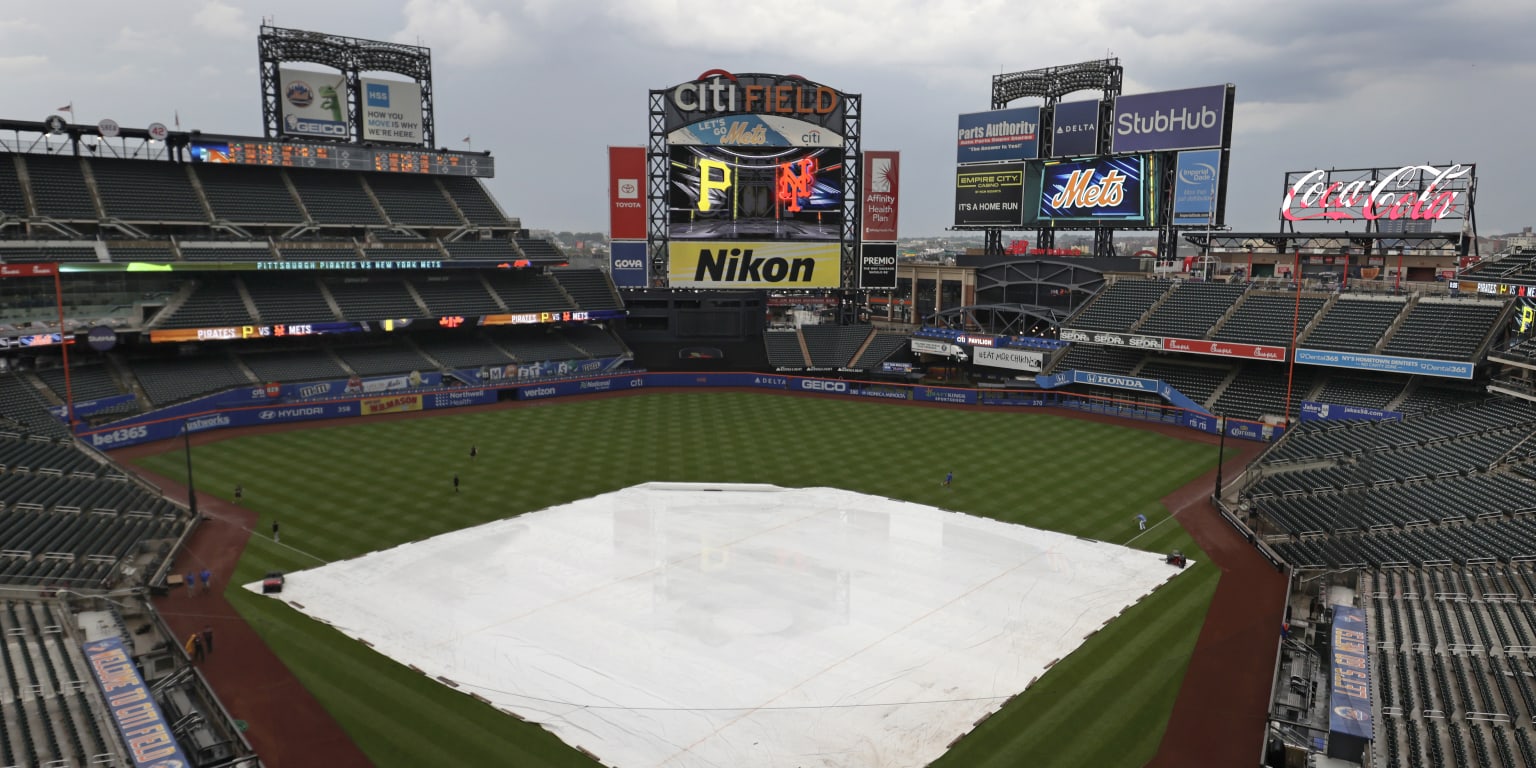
left=660, top=70, right=847, bottom=132
left=1281, top=163, right=1474, bottom=223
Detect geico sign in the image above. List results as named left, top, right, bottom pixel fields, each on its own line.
left=799, top=380, right=848, bottom=393
left=671, top=71, right=839, bottom=117
left=284, top=115, right=347, bottom=137
left=613, top=259, right=646, bottom=269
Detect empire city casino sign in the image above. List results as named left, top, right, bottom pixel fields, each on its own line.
left=660, top=70, right=847, bottom=133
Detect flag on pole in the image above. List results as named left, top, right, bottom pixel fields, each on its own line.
left=56, top=103, right=73, bottom=113
left=461, top=135, right=471, bottom=143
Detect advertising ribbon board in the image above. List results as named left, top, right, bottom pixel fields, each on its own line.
left=362, top=394, right=423, bottom=415
left=667, top=241, right=840, bottom=288
left=1295, top=348, right=1474, bottom=380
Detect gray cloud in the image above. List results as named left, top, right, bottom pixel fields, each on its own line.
left=2, top=0, right=1528, bottom=240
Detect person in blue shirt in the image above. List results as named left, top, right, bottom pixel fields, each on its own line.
left=943, top=471, right=954, bottom=487
left=1135, top=513, right=1147, bottom=531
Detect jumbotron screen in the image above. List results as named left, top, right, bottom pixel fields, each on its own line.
left=668, top=145, right=842, bottom=241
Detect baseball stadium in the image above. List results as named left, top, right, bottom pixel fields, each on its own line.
left=0, top=27, right=1533, bottom=768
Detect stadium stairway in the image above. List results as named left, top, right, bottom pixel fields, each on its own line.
left=75, top=158, right=108, bottom=221
left=1203, top=366, right=1243, bottom=411
left=234, top=279, right=261, bottom=322
left=1291, top=291, right=1338, bottom=346
left=796, top=331, right=813, bottom=368
left=400, top=280, right=434, bottom=318
left=1205, top=293, right=1249, bottom=339
left=1375, top=294, right=1421, bottom=354
left=1125, top=281, right=1175, bottom=334
left=847, top=330, right=879, bottom=370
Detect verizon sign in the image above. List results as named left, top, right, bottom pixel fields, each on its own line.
left=1280, top=164, right=1474, bottom=223
left=1163, top=337, right=1286, bottom=362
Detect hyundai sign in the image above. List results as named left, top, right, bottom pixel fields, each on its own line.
left=1111, top=85, right=1231, bottom=153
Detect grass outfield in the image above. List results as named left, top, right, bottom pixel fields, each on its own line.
left=135, top=391, right=1220, bottom=768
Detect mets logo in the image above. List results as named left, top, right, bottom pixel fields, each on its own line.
left=285, top=81, right=315, bottom=108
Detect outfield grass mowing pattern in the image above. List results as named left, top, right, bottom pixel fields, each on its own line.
left=137, top=392, right=1219, bottom=768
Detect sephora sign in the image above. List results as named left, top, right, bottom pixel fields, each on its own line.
left=1280, top=164, right=1474, bottom=223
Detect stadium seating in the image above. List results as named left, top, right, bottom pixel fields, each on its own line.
left=1136, top=359, right=1228, bottom=406
left=551, top=269, right=622, bottom=310
left=90, top=159, right=205, bottom=223
left=0, top=156, right=26, bottom=216
left=801, top=325, right=871, bottom=369
left=195, top=164, right=306, bottom=224
left=1051, top=344, right=1143, bottom=375
left=1310, top=376, right=1405, bottom=410
left=1301, top=297, right=1406, bottom=353
left=412, top=275, right=503, bottom=316
left=276, top=245, right=360, bottom=262
left=484, top=272, right=574, bottom=312
left=514, top=237, right=564, bottom=261
left=1383, top=300, right=1505, bottom=361
left=559, top=325, right=626, bottom=358
left=287, top=169, right=385, bottom=225
left=439, top=177, right=509, bottom=227
left=364, top=174, right=464, bottom=228
left=332, top=343, right=434, bottom=376
left=1065, top=279, right=1170, bottom=332
left=324, top=278, right=426, bottom=320
left=443, top=239, right=520, bottom=262
left=495, top=327, right=586, bottom=362
left=242, top=274, right=339, bottom=324
left=22, top=156, right=98, bottom=220
left=0, top=600, right=122, bottom=766
left=154, top=280, right=255, bottom=329
left=853, top=332, right=911, bottom=371
left=1137, top=281, right=1250, bottom=339
left=0, top=246, right=97, bottom=263
left=104, top=243, right=176, bottom=262
left=0, top=374, right=70, bottom=439
left=764, top=330, right=808, bottom=369
left=1212, top=363, right=1316, bottom=421
left=1212, top=293, right=1328, bottom=346
left=240, top=348, right=348, bottom=383
left=130, top=354, right=251, bottom=406
left=35, top=364, right=126, bottom=405
left=179, top=244, right=273, bottom=262
left=412, top=333, right=514, bottom=369
left=1398, top=382, right=1486, bottom=415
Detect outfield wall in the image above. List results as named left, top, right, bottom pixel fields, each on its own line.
left=82, top=370, right=1282, bottom=451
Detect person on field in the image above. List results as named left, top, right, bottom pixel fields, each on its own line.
left=185, top=571, right=197, bottom=596
left=272, top=520, right=280, bottom=543
left=453, top=474, right=460, bottom=493
left=943, top=471, right=953, bottom=487
left=1135, top=513, right=1147, bottom=531
left=234, top=484, right=243, bottom=502
left=470, top=445, right=477, bottom=460
left=202, top=625, right=215, bottom=654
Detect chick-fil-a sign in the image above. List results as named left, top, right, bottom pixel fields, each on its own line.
left=1281, top=164, right=1473, bottom=222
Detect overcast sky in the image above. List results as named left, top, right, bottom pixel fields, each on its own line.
left=3, top=1, right=1532, bottom=239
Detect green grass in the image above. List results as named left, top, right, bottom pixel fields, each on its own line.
left=135, top=391, right=1219, bottom=768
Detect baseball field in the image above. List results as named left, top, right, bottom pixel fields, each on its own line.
left=133, top=390, right=1221, bottom=767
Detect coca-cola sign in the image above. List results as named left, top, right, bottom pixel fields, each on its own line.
left=1280, top=164, right=1474, bottom=223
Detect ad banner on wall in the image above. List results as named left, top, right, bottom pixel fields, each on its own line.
left=279, top=66, right=348, bottom=139
left=954, top=162, right=1029, bottom=227
left=1111, top=84, right=1229, bottom=153
left=862, top=151, right=900, bottom=241
left=668, top=241, right=841, bottom=288
left=956, top=106, right=1040, bottom=164
left=1051, top=99, right=1100, bottom=157
left=1173, top=149, right=1223, bottom=224
left=608, top=146, right=647, bottom=240
left=859, top=243, right=898, bottom=290
left=360, top=78, right=423, bottom=144
left=610, top=241, right=649, bottom=288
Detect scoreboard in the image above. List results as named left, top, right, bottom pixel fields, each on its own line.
left=190, top=139, right=494, bottom=178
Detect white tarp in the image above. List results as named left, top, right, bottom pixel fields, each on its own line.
left=249, top=483, right=1186, bottom=768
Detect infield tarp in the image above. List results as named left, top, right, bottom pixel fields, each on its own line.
left=249, top=483, right=1192, bottom=768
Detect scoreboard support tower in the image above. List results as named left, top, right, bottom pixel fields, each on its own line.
left=258, top=25, right=436, bottom=148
